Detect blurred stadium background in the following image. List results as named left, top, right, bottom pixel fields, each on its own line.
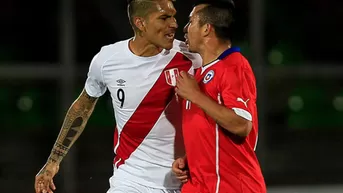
left=1, top=0, right=342, bottom=192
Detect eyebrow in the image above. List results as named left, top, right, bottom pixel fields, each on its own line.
left=160, top=11, right=177, bottom=17
left=161, top=10, right=177, bottom=15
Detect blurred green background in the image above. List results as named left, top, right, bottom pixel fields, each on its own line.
left=1, top=0, right=343, bottom=192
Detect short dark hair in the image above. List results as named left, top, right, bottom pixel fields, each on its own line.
left=196, top=3, right=235, bottom=41
left=127, top=0, right=175, bottom=32
left=127, top=0, right=158, bottom=31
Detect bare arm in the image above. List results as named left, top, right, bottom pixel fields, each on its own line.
left=47, top=89, right=98, bottom=165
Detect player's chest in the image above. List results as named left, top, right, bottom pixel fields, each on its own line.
left=195, top=67, right=221, bottom=98
left=104, top=61, right=191, bottom=109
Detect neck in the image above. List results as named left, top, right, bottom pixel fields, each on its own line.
left=199, top=39, right=231, bottom=66
left=129, top=35, right=163, bottom=57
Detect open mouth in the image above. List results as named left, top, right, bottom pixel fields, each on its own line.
left=165, top=33, right=175, bottom=40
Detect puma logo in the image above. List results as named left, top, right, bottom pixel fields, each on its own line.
left=237, top=97, right=249, bottom=108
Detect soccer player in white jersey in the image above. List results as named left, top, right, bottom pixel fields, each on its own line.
left=34, top=0, right=201, bottom=193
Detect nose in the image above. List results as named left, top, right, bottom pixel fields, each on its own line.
left=170, top=17, right=178, bottom=29
left=183, top=22, right=189, bottom=33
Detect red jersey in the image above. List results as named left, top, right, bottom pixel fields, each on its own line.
left=181, top=47, right=266, bottom=193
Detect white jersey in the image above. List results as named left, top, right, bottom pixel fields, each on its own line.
left=84, top=39, right=201, bottom=189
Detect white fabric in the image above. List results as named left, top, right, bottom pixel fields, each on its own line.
left=232, top=107, right=253, bottom=121
left=107, top=170, right=181, bottom=193
left=84, top=39, right=201, bottom=189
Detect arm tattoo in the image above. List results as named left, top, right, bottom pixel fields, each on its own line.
left=52, top=148, right=67, bottom=157
left=48, top=89, right=98, bottom=164
left=61, top=117, right=83, bottom=147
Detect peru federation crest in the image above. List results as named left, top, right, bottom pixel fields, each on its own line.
left=164, top=68, right=179, bottom=86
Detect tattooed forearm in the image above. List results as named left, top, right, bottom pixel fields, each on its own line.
left=47, top=89, right=98, bottom=164
left=48, top=142, right=69, bottom=163
left=61, top=117, right=83, bottom=147
left=52, top=148, right=67, bottom=157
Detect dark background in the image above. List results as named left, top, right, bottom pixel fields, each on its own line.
left=1, top=0, right=343, bottom=192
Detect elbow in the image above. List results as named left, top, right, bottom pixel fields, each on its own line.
left=236, top=120, right=252, bottom=137
left=223, top=120, right=252, bottom=137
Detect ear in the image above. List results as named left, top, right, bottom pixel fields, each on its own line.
left=134, top=17, right=146, bottom=32
left=202, top=23, right=211, bottom=37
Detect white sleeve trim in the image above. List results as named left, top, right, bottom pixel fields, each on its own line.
left=84, top=85, right=100, bottom=98
left=232, top=108, right=252, bottom=121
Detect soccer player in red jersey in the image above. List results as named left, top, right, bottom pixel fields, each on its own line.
left=172, top=0, right=266, bottom=192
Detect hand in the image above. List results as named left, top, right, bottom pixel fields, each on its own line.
left=35, top=162, right=59, bottom=193
left=172, top=157, right=189, bottom=183
left=175, top=71, right=201, bottom=102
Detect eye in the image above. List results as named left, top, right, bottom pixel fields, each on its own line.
left=159, top=15, right=172, bottom=21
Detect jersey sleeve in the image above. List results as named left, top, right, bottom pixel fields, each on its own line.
left=219, top=64, right=256, bottom=121
left=84, top=53, right=107, bottom=97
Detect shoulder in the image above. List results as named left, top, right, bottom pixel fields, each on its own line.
left=217, top=52, right=256, bottom=84
left=94, top=39, right=130, bottom=64
left=221, top=52, right=251, bottom=73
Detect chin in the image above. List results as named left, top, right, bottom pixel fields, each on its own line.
left=188, top=46, right=196, bottom=53
left=162, top=42, right=174, bottom=50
